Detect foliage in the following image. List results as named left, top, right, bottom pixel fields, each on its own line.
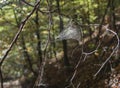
left=0, top=0, right=120, bottom=87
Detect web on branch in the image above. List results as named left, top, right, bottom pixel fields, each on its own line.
left=56, top=22, right=81, bottom=41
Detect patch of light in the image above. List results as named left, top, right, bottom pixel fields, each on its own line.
left=0, top=0, right=6, bottom=3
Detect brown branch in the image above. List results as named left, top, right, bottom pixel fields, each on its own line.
left=0, top=68, right=3, bottom=88
left=35, top=6, right=43, bottom=64
left=13, top=5, right=37, bottom=76
left=97, top=0, right=110, bottom=41
left=21, top=35, right=37, bottom=75
left=94, top=27, right=119, bottom=77
left=34, top=0, right=51, bottom=87
left=21, top=0, right=57, bottom=14
left=79, top=25, right=106, bottom=45
left=0, top=1, right=40, bottom=87
left=0, top=0, right=40, bottom=66
left=56, top=0, right=70, bottom=66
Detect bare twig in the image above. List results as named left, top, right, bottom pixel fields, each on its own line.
left=65, top=22, right=102, bottom=88
left=71, top=45, right=80, bottom=59
left=21, top=0, right=57, bottom=14
left=94, top=28, right=119, bottom=77
left=97, top=0, right=110, bottom=39
left=13, top=5, right=37, bottom=75
left=0, top=0, right=40, bottom=87
left=34, top=0, right=52, bottom=87
left=77, top=82, right=81, bottom=88
left=0, top=0, right=40, bottom=66
left=83, top=41, right=101, bottom=61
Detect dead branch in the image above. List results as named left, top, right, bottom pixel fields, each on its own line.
left=94, top=27, right=119, bottom=77
left=0, top=0, right=41, bottom=88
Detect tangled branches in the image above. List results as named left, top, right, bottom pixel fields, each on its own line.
left=57, top=21, right=119, bottom=88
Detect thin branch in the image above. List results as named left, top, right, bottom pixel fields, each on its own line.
left=21, top=0, right=57, bottom=14
left=0, top=0, right=40, bottom=66
left=0, top=1, right=40, bottom=87
left=0, top=67, right=3, bottom=88
left=97, top=0, right=110, bottom=39
left=82, top=41, right=101, bottom=61
left=13, top=5, right=37, bottom=75
left=35, top=4, right=43, bottom=64
left=77, top=82, right=81, bottom=88
left=34, top=0, right=52, bottom=86
left=56, top=0, right=70, bottom=66
left=94, top=28, right=119, bottom=77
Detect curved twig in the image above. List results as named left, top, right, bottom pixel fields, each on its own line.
left=94, top=28, right=119, bottom=77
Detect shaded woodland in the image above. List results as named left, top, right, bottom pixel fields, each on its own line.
left=0, top=0, right=120, bottom=88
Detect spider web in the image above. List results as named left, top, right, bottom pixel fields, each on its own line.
left=56, top=22, right=81, bottom=41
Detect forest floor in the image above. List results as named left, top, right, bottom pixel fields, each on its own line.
left=2, top=46, right=120, bottom=88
